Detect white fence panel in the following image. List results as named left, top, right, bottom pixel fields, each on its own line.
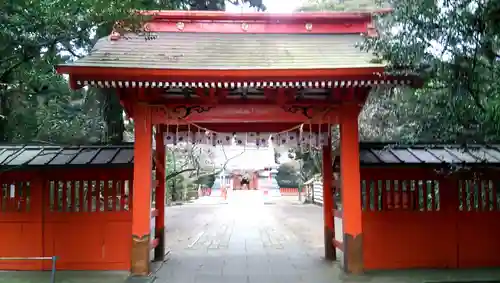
left=312, top=181, right=323, bottom=205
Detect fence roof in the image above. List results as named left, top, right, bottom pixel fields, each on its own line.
left=0, top=144, right=134, bottom=168
left=357, top=143, right=500, bottom=166
left=4, top=142, right=500, bottom=169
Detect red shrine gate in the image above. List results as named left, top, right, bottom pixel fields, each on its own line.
left=56, top=10, right=418, bottom=276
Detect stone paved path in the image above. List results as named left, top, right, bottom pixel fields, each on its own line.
left=157, top=194, right=339, bottom=283
left=158, top=195, right=500, bottom=283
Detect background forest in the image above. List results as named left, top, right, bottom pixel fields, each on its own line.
left=281, top=0, right=500, bottom=186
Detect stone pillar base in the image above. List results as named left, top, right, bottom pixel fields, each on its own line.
left=324, top=226, right=336, bottom=260
left=343, top=233, right=364, bottom=274
left=131, top=234, right=151, bottom=276
left=154, top=228, right=165, bottom=261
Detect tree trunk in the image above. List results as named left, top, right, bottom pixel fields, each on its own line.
left=0, top=93, right=10, bottom=142
left=100, top=88, right=125, bottom=144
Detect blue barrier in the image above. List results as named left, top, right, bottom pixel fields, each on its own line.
left=0, top=256, right=57, bottom=283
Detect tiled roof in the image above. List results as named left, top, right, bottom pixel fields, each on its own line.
left=357, top=143, right=500, bottom=165
left=62, top=33, right=383, bottom=70
left=0, top=144, right=134, bottom=168
left=7, top=142, right=495, bottom=169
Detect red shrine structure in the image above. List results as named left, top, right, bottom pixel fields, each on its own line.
left=52, top=10, right=419, bottom=276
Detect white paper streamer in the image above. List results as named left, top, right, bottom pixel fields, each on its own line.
left=214, top=132, right=233, bottom=145
left=194, top=132, right=207, bottom=144
left=308, top=132, right=319, bottom=147
left=176, top=131, right=189, bottom=144
left=246, top=132, right=259, bottom=144
left=318, top=132, right=329, bottom=146
left=256, top=133, right=271, bottom=147
left=164, top=130, right=324, bottom=147
left=286, top=132, right=299, bottom=146
left=164, top=132, right=176, bottom=145
left=206, top=132, right=215, bottom=146
left=234, top=133, right=247, bottom=146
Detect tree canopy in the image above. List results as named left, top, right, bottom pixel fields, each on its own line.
left=0, top=0, right=264, bottom=144
left=4, top=0, right=500, bottom=187
left=297, top=0, right=500, bottom=143
left=285, top=0, right=500, bottom=182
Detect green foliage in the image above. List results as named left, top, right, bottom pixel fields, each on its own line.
left=297, top=0, right=386, bottom=12
left=194, top=174, right=215, bottom=188
left=359, top=0, right=500, bottom=143
left=276, top=161, right=300, bottom=188
left=1, top=0, right=140, bottom=143
left=0, top=0, right=265, bottom=144
left=298, top=0, right=500, bottom=143
left=293, top=148, right=322, bottom=183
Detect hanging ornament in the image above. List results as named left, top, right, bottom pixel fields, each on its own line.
left=247, top=132, right=259, bottom=144
left=308, top=123, right=316, bottom=150
left=256, top=133, right=271, bottom=147
left=174, top=123, right=180, bottom=145
left=164, top=123, right=176, bottom=145
left=299, top=125, right=305, bottom=150
left=276, top=133, right=286, bottom=146
left=194, top=130, right=206, bottom=144
left=206, top=131, right=215, bottom=146
left=234, top=133, right=247, bottom=146
left=215, top=132, right=233, bottom=146
left=177, top=131, right=189, bottom=144
left=287, top=131, right=298, bottom=146
left=270, top=133, right=277, bottom=146
left=186, top=124, right=193, bottom=144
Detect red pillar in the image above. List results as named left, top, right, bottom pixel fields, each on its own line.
left=322, top=128, right=336, bottom=260
left=340, top=103, right=363, bottom=274
left=131, top=101, right=153, bottom=276
left=154, top=125, right=166, bottom=261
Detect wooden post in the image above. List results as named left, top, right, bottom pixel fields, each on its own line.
left=131, top=101, right=153, bottom=276
left=32, top=173, right=45, bottom=271
left=154, top=125, right=166, bottom=261
left=441, top=176, right=460, bottom=268
left=340, top=103, right=363, bottom=274
left=322, top=128, right=336, bottom=260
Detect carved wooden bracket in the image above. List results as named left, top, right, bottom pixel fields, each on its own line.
left=281, top=105, right=328, bottom=119
left=171, top=105, right=214, bottom=119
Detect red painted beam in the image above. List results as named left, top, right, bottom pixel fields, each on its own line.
left=151, top=104, right=339, bottom=124
left=59, top=66, right=386, bottom=80
left=141, top=10, right=385, bottom=22
left=146, top=21, right=368, bottom=34
left=150, top=98, right=350, bottom=107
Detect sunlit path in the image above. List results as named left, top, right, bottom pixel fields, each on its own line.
left=158, top=199, right=338, bottom=283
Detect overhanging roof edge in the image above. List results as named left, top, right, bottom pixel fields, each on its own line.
left=140, top=9, right=393, bottom=22
left=57, top=64, right=387, bottom=73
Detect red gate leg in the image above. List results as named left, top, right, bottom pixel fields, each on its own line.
left=131, top=101, right=153, bottom=276
left=154, top=125, right=166, bottom=262
left=340, top=103, right=363, bottom=274
left=322, top=129, right=336, bottom=261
